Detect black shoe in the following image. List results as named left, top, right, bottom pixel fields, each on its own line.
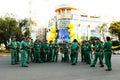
left=105, top=69, right=112, bottom=71
left=27, top=62, right=29, bottom=64
left=51, top=60, right=54, bottom=62
left=22, top=65, right=28, bottom=67
left=90, top=65, right=95, bottom=67
left=15, top=62, right=19, bottom=64
left=72, top=63, right=76, bottom=65
left=100, top=65, right=104, bottom=67
left=86, top=62, right=90, bottom=64
left=11, top=63, right=15, bottom=65
left=38, top=61, right=42, bottom=63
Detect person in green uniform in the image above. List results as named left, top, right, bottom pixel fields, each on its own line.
left=44, top=41, right=50, bottom=62
left=103, top=36, right=112, bottom=71
left=63, top=41, right=70, bottom=63
left=81, top=40, right=86, bottom=62
left=41, top=41, right=47, bottom=62
left=30, top=39, right=35, bottom=62
left=20, top=37, right=28, bottom=67
left=98, top=41, right=104, bottom=65
left=70, top=39, right=80, bottom=65
left=16, top=39, right=20, bottom=63
left=26, top=37, right=32, bottom=63
left=53, top=41, right=59, bottom=62
left=60, top=41, right=65, bottom=62
left=49, top=40, right=54, bottom=62
left=9, top=36, right=17, bottom=65
left=59, top=43, right=64, bottom=62
left=100, top=41, right=104, bottom=60
left=90, top=38, right=104, bottom=67
left=84, top=41, right=92, bottom=64
left=34, top=40, right=41, bottom=63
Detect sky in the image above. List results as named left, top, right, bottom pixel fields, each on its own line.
left=0, top=0, right=120, bottom=26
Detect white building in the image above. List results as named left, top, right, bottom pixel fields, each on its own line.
left=47, top=4, right=119, bottom=42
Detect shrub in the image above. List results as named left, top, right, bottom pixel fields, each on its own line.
left=112, top=40, right=120, bottom=46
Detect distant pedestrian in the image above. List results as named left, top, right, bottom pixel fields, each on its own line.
left=103, top=36, right=112, bottom=71
left=70, top=39, right=80, bottom=65
left=90, top=38, right=104, bottom=67
left=81, top=41, right=86, bottom=62
left=84, top=41, right=92, bottom=64
left=20, top=37, right=28, bottom=67
left=9, top=36, right=17, bottom=65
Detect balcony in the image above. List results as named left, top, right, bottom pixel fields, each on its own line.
left=57, top=14, right=72, bottom=20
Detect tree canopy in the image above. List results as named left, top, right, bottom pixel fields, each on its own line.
left=109, top=21, right=120, bottom=40
left=0, top=14, right=36, bottom=49
left=0, top=16, right=19, bottom=48
left=19, top=18, right=36, bottom=37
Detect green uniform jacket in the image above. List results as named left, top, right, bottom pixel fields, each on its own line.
left=54, top=44, right=59, bottom=52
left=70, top=42, right=80, bottom=52
left=94, top=42, right=102, bottom=52
left=84, top=44, right=91, bottom=52
left=34, top=43, right=41, bottom=52
left=9, top=41, right=17, bottom=49
left=103, top=41, right=112, bottom=52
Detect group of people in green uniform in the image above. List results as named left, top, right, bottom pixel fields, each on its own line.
left=81, top=37, right=112, bottom=71
left=8, top=36, right=112, bottom=71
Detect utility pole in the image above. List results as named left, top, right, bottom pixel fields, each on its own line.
left=28, top=0, right=33, bottom=38
left=28, top=0, right=31, bottom=31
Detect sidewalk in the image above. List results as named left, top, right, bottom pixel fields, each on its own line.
left=0, top=53, right=10, bottom=56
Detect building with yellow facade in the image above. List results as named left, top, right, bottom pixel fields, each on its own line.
left=47, top=4, right=110, bottom=43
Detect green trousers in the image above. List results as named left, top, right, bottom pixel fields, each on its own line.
left=34, top=51, right=41, bottom=63
left=27, top=49, right=31, bottom=63
left=64, top=51, right=69, bottom=63
left=101, top=52, right=104, bottom=60
left=41, top=50, right=46, bottom=62
left=104, top=51, right=112, bottom=70
left=53, top=51, right=58, bottom=62
left=92, top=52, right=104, bottom=66
left=81, top=51, right=85, bottom=62
left=85, top=51, right=91, bottom=64
left=46, top=50, right=51, bottom=62
left=50, top=50, right=54, bottom=62
left=10, top=49, right=17, bottom=65
left=16, top=49, right=20, bottom=62
left=21, top=50, right=27, bottom=66
left=71, top=51, right=78, bottom=64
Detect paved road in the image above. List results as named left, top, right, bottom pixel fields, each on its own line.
left=0, top=55, right=120, bottom=80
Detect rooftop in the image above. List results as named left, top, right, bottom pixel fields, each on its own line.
left=55, top=4, right=78, bottom=12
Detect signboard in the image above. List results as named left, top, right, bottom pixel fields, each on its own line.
left=56, top=20, right=70, bottom=43
left=57, top=20, right=70, bottom=30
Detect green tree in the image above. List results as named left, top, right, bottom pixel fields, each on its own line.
left=89, top=36, right=98, bottom=41
left=0, top=18, right=5, bottom=44
left=0, top=15, right=19, bottom=49
left=109, top=21, right=120, bottom=40
left=19, top=18, right=36, bottom=37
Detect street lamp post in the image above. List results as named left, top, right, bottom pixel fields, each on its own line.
left=87, top=25, right=90, bottom=41
left=87, top=14, right=90, bottom=41
left=77, top=24, right=80, bottom=38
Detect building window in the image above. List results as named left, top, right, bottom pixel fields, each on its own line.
left=67, top=9, right=71, bottom=14
left=57, top=10, right=60, bottom=15
left=62, top=9, right=65, bottom=14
